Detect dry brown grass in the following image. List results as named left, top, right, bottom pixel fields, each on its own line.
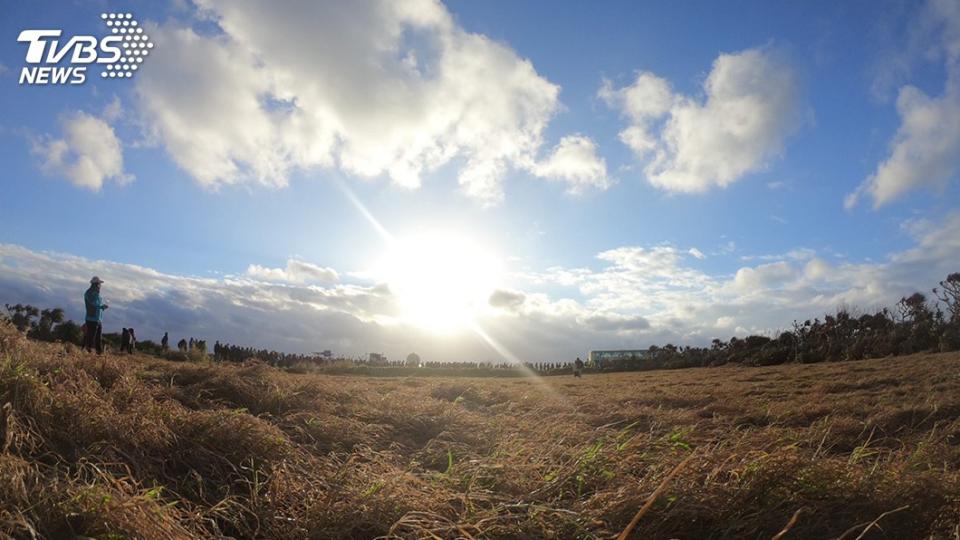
left=1, top=320, right=959, bottom=539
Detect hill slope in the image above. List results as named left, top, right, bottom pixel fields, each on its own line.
left=1, top=321, right=959, bottom=539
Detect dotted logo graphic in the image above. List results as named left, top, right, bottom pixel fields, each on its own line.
left=99, top=13, right=153, bottom=79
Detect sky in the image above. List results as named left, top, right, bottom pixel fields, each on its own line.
left=1, top=0, right=959, bottom=363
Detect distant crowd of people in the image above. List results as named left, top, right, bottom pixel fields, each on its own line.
left=211, top=342, right=323, bottom=367
left=175, top=337, right=207, bottom=353
left=398, top=360, right=583, bottom=373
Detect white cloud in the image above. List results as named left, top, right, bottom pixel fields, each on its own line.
left=688, top=247, right=706, bottom=260
left=31, top=111, right=132, bottom=191
left=924, top=0, right=960, bottom=66
left=551, top=246, right=717, bottom=316
left=134, top=0, right=598, bottom=204
left=598, top=72, right=673, bottom=155
left=846, top=80, right=960, bottom=209
left=0, top=244, right=408, bottom=356
left=518, top=212, right=960, bottom=343
left=717, top=240, right=737, bottom=256
left=715, top=316, right=734, bottom=329
left=488, top=289, right=526, bottom=310
left=531, top=135, right=612, bottom=194
left=3, top=214, right=959, bottom=360
left=0, top=244, right=657, bottom=361
left=246, top=259, right=339, bottom=284
left=601, top=47, right=802, bottom=193
left=849, top=0, right=960, bottom=209
left=729, top=261, right=796, bottom=294
left=580, top=312, right=650, bottom=332
left=102, top=97, right=123, bottom=122
left=804, top=258, right=831, bottom=280
left=740, top=247, right=816, bottom=262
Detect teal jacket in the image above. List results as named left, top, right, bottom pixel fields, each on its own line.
left=84, top=287, right=105, bottom=322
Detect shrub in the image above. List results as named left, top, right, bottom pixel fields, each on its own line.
left=940, top=324, right=960, bottom=353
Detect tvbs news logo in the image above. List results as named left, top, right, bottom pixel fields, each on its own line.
left=17, top=12, right=153, bottom=85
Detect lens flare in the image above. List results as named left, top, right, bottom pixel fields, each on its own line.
left=378, top=231, right=501, bottom=333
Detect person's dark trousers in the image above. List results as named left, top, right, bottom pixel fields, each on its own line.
left=83, top=321, right=103, bottom=354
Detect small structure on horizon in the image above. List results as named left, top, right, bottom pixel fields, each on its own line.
left=588, top=349, right=652, bottom=367
left=406, top=352, right=421, bottom=367
left=369, top=352, right=387, bottom=365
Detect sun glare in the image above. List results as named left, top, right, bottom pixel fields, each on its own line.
left=378, top=231, right=501, bottom=333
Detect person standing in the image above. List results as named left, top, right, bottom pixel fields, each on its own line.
left=124, top=327, right=137, bottom=354
left=161, top=332, right=169, bottom=351
left=83, top=276, right=108, bottom=354
left=574, top=356, right=584, bottom=378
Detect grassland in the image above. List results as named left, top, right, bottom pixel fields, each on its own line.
left=1, top=321, right=959, bottom=539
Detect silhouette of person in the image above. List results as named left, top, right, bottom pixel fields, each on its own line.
left=127, top=327, right=136, bottom=354
left=574, top=357, right=584, bottom=378
left=83, top=276, right=108, bottom=354
left=161, top=332, right=169, bottom=351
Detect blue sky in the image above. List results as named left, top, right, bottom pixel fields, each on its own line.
left=1, top=0, right=959, bottom=362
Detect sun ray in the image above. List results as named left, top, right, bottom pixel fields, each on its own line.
left=336, top=180, right=564, bottom=398
left=334, top=178, right=394, bottom=243
left=470, top=321, right=569, bottom=403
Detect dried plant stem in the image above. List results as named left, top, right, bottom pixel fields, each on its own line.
left=772, top=507, right=805, bottom=540
left=836, top=505, right=910, bottom=540
left=616, top=452, right=696, bottom=540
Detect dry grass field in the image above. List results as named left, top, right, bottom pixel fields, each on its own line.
left=1, top=320, right=959, bottom=539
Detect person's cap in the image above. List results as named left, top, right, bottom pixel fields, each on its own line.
left=90, top=276, right=104, bottom=284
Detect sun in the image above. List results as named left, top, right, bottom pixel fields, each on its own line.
left=377, top=230, right=502, bottom=333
